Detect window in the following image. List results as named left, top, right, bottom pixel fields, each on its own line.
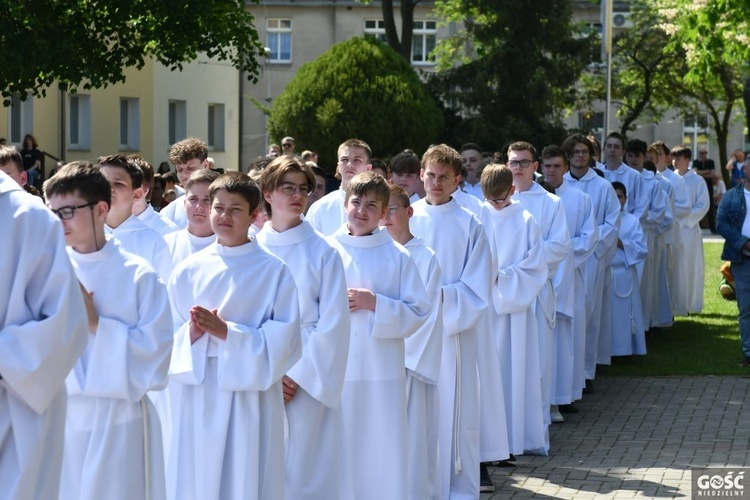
left=8, top=93, right=33, bottom=145
left=68, top=94, right=91, bottom=150
left=683, top=113, right=709, bottom=154
left=208, top=104, right=225, bottom=151
left=411, top=21, right=437, bottom=65
left=120, top=98, right=140, bottom=150
left=364, top=20, right=387, bottom=43
left=579, top=111, right=604, bottom=132
left=267, top=19, right=292, bottom=63
left=168, top=100, right=187, bottom=145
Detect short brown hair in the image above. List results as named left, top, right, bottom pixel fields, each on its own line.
left=389, top=150, right=421, bottom=175
left=540, top=145, right=568, bottom=164
left=670, top=145, right=692, bottom=160
left=481, top=163, right=513, bottom=200
left=96, top=154, right=144, bottom=189
left=650, top=141, right=670, bottom=156
left=0, top=145, right=23, bottom=174
left=128, top=154, right=154, bottom=200
left=421, top=144, right=462, bottom=176
left=337, top=139, right=372, bottom=162
left=185, top=169, right=221, bottom=193
left=44, top=161, right=112, bottom=208
left=562, top=134, right=594, bottom=159
left=209, top=172, right=261, bottom=214
left=507, top=141, right=538, bottom=162
left=345, top=171, right=390, bottom=207
left=259, top=155, right=315, bottom=217
left=169, top=137, right=208, bottom=166
left=388, top=184, right=411, bottom=207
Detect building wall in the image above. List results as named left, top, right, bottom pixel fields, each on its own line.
left=242, top=0, right=448, bottom=169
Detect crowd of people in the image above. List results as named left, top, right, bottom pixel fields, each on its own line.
left=0, top=130, right=729, bottom=500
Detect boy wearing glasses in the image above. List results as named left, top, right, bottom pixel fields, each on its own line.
left=256, top=157, right=351, bottom=499
left=164, top=169, right=220, bottom=268
left=43, top=162, right=173, bottom=500
left=327, top=172, right=429, bottom=500
left=410, top=144, right=491, bottom=497
left=509, top=141, right=570, bottom=454
left=97, top=154, right=173, bottom=281
left=380, top=184, right=443, bottom=499
left=539, top=146, right=598, bottom=422
left=306, top=139, right=372, bottom=235
left=562, top=134, right=621, bottom=397
left=167, top=172, right=301, bottom=500
left=480, top=163, right=547, bottom=462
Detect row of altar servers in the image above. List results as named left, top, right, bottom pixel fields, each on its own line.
left=35, top=159, right=708, bottom=500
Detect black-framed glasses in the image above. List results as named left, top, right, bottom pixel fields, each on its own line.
left=279, top=183, right=312, bottom=196
left=508, top=159, right=534, bottom=169
left=487, top=187, right=513, bottom=206
left=385, top=205, right=408, bottom=216
left=50, top=202, right=96, bottom=220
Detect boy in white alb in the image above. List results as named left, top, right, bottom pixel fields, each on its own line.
left=161, top=138, right=211, bottom=229
left=167, top=172, right=301, bottom=500
left=479, top=164, right=547, bottom=459
left=327, top=172, right=430, bottom=500
left=460, top=143, right=485, bottom=200
left=381, top=184, right=444, bottom=500
left=0, top=169, right=88, bottom=500
left=256, top=157, right=351, bottom=500
left=410, top=144, right=492, bottom=499
left=130, top=155, right=179, bottom=236
left=389, top=150, right=424, bottom=204
left=44, top=162, right=173, bottom=500
left=609, top=181, right=648, bottom=356
left=509, top=142, right=570, bottom=453
left=164, top=169, right=220, bottom=268
left=306, top=139, right=373, bottom=235
left=97, top=154, right=172, bottom=281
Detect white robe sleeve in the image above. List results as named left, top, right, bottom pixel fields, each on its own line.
left=442, top=222, right=491, bottom=336
left=656, top=186, right=674, bottom=235
left=571, top=194, right=598, bottom=270
left=595, top=185, right=622, bottom=260
left=671, top=176, right=692, bottom=221
left=405, top=251, right=443, bottom=384
left=84, top=270, right=173, bottom=402
left=621, top=219, right=648, bottom=267
left=542, top=201, right=572, bottom=274
left=684, top=178, right=710, bottom=228
left=0, top=212, right=88, bottom=415
left=494, top=220, right=548, bottom=314
left=218, top=269, right=301, bottom=392
left=629, top=172, right=648, bottom=221
left=642, top=180, right=667, bottom=228
left=371, top=254, right=431, bottom=340
left=286, top=251, right=351, bottom=409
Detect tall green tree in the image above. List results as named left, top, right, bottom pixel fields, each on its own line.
left=428, top=0, right=596, bottom=150
left=268, top=37, right=443, bottom=172
left=0, top=0, right=265, bottom=102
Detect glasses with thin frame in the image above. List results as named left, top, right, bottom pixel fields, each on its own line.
left=385, top=204, right=408, bottom=216
left=487, top=188, right=513, bottom=206
left=278, top=182, right=312, bottom=196
left=508, top=159, right=534, bottom=169
left=50, top=202, right=96, bottom=220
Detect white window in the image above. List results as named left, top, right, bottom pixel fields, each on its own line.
left=364, top=19, right=387, bottom=43
left=168, top=100, right=187, bottom=145
left=8, top=93, right=33, bottom=145
left=68, top=94, right=91, bottom=150
left=120, top=98, right=140, bottom=150
left=208, top=104, right=225, bottom=151
left=267, top=19, right=292, bottom=63
left=411, top=21, right=437, bottom=65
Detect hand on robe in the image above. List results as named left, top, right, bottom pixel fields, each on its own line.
left=190, top=306, right=228, bottom=340
left=347, top=288, right=376, bottom=312
left=282, top=375, right=298, bottom=403
left=80, top=282, right=99, bottom=333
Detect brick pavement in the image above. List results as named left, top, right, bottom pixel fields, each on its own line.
left=483, top=376, right=750, bottom=499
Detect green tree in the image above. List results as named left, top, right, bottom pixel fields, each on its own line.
left=428, top=0, right=596, bottom=150
left=268, top=37, right=443, bottom=171
left=0, top=0, right=264, bottom=102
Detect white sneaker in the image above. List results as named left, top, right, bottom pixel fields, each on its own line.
left=550, top=405, right=564, bottom=423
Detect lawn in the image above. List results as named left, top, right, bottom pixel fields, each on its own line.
left=598, top=240, right=747, bottom=376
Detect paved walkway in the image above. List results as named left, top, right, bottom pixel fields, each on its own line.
left=483, top=376, right=750, bottom=499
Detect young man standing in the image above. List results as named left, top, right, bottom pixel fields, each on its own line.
left=602, top=132, right=647, bottom=221
left=460, top=143, right=485, bottom=200
left=161, top=138, right=211, bottom=229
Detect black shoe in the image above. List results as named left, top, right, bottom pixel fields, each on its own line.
left=480, top=463, right=495, bottom=493
left=508, top=453, right=516, bottom=462
left=486, top=459, right=516, bottom=468
left=559, top=403, right=578, bottom=414
left=582, top=379, right=594, bottom=394
left=741, top=357, right=750, bottom=367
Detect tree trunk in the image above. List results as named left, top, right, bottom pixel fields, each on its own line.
left=400, top=0, right=416, bottom=62
left=382, top=0, right=402, bottom=55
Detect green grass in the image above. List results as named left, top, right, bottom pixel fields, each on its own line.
left=598, top=241, right=747, bottom=376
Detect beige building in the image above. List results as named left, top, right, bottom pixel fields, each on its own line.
left=0, top=56, right=241, bottom=180
left=242, top=0, right=455, bottom=169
